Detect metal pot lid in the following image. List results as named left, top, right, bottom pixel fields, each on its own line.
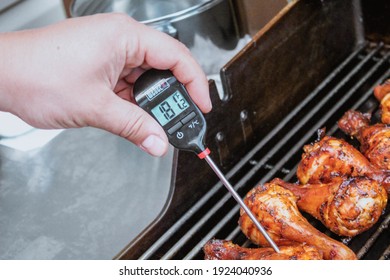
left=71, top=0, right=223, bottom=23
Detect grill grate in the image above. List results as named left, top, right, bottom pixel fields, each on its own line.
left=140, top=41, right=390, bottom=260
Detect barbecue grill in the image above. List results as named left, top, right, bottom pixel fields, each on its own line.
left=116, top=0, right=390, bottom=260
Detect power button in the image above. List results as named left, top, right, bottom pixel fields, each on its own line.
left=167, top=122, right=183, bottom=135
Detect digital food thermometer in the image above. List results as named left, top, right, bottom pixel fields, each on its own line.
left=134, top=69, right=280, bottom=253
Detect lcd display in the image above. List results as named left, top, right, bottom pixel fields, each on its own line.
left=151, top=91, right=189, bottom=126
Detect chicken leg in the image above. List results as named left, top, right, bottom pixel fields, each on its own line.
left=296, top=135, right=390, bottom=193
left=203, top=239, right=323, bottom=260
left=338, top=109, right=390, bottom=170
left=239, top=182, right=357, bottom=260
left=271, top=177, right=387, bottom=237
left=374, top=79, right=390, bottom=124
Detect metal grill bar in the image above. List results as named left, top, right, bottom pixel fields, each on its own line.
left=183, top=204, right=240, bottom=259
left=357, top=213, right=390, bottom=259
left=141, top=42, right=390, bottom=259
left=225, top=226, right=241, bottom=241
left=380, top=245, right=390, bottom=260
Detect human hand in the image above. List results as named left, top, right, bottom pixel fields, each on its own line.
left=0, top=13, right=212, bottom=156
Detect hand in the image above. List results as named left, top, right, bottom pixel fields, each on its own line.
left=0, top=13, right=212, bottom=156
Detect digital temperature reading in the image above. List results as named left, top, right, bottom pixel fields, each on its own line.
left=151, top=91, right=189, bottom=126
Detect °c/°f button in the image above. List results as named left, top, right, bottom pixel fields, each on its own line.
left=181, top=111, right=196, bottom=125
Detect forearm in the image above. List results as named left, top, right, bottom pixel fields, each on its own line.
left=0, top=31, right=22, bottom=113
left=0, top=28, right=54, bottom=115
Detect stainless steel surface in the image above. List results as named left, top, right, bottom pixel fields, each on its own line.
left=204, top=155, right=280, bottom=253
left=71, top=0, right=241, bottom=75
left=0, top=0, right=22, bottom=13
left=0, top=127, right=173, bottom=259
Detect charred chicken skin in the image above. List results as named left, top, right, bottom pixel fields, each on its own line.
left=203, top=239, right=323, bottom=260
left=296, top=135, right=390, bottom=193
left=271, top=177, right=387, bottom=237
left=338, top=109, right=390, bottom=170
left=374, top=79, right=390, bottom=124
left=239, top=183, right=357, bottom=260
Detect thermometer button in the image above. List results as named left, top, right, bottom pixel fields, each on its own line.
left=180, top=111, right=196, bottom=125
left=167, top=122, right=183, bottom=135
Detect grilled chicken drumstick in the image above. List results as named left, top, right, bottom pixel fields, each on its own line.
left=203, top=239, right=323, bottom=260
left=271, top=177, right=387, bottom=237
left=338, top=109, right=390, bottom=170
left=297, top=135, right=390, bottom=193
left=374, top=79, right=390, bottom=124
left=239, top=182, right=357, bottom=260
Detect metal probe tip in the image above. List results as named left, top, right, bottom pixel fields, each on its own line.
left=204, top=155, right=280, bottom=253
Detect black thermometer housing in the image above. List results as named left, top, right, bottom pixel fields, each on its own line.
left=134, top=69, right=208, bottom=155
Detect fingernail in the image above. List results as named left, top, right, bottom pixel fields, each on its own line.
left=140, top=135, right=167, bottom=157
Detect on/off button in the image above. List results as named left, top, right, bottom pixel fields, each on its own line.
left=167, top=122, right=182, bottom=135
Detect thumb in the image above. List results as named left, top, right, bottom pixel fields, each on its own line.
left=93, top=94, right=169, bottom=157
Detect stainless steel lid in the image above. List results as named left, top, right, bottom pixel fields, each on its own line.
left=71, top=0, right=223, bottom=24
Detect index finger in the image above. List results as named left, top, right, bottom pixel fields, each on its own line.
left=125, top=18, right=212, bottom=113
